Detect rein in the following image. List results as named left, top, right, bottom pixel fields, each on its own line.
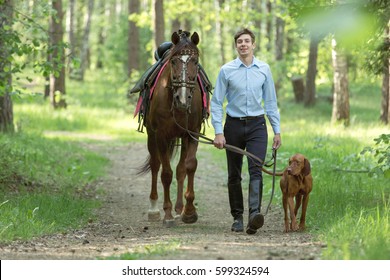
left=172, top=110, right=279, bottom=216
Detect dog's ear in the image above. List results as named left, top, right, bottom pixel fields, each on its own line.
left=302, top=158, right=311, bottom=176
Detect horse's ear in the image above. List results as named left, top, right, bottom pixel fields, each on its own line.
left=191, top=32, right=199, bottom=45
left=171, top=32, right=180, bottom=45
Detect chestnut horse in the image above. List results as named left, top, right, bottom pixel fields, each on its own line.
left=139, top=30, right=204, bottom=227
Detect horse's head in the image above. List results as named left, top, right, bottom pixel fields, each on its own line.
left=169, top=30, right=200, bottom=112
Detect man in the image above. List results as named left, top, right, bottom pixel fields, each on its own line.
left=211, top=28, right=281, bottom=234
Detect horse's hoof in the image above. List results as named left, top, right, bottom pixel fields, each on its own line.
left=163, top=219, right=176, bottom=227
left=181, top=212, right=198, bottom=224
left=148, top=211, right=161, bottom=221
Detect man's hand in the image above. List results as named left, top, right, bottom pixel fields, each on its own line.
left=213, top=134, right=226, bottom=149
left=273, top=134, right=281, bottom=150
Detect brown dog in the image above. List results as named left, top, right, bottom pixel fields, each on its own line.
left=280, top=154, right=313, bottom=233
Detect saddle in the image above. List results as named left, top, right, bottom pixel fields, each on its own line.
left=129, top=42, right=213, bottom=132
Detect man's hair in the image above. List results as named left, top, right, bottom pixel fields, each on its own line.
left=234, top=28, right=255, bottom=44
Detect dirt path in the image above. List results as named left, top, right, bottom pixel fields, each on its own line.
left=0, top=142, right=324, bottom=260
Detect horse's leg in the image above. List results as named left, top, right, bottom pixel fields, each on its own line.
left=147, top=132, right=161, bottom=221
left=174, top=139, right=187, bottom=218
left=181, top=137, right=198, bottom=224
left=158, top=139, right=175, bottom=227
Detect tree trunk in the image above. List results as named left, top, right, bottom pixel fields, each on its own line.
left=50, top=0, right=67, bottom=109
left=152, top=0, right=164, bottom=51
left=305, top=35, right=319, bottom=107
left=0, top=0, right=14, bottom=132
left=128, top=0, right=140, bottom=77
left=215, top=0, right=225, bottom=64
left=96, top=0, right=106, bottom=69
left=266, top=0, right=273, bottom=53
left=380, top=21, right=390, bottom=124
left=291, top=76, right=305, bottom=103
left=275, top=13, right=284, bottom=95
left=78, top=0, right=94, bottom=81
left=331, top=38, right=350, bottom=126
left=68, top=0, right=76, bottom=74
left=253, top=0, right=262, bottom=55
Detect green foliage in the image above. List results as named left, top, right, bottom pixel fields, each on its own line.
left=360, top=134, right=390, bottom=178
left=0, top=1, right=67, bottom=96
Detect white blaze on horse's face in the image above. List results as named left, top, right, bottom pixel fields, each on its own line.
left=171, top=52, right=197, bottom=112
left=178, top=54, right=190, bottom=105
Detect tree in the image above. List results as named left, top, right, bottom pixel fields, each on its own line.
left=49, top=0, right=67, bottom=108
left=380, top=21, right=390, bottom=124
left=304, top=34, right=320, bottom=107
left=275, top=8, right=285, bottom=95
left=0, top=0, right=14, bottom=133
left=152, top=0, right=164, bottom=50
left=78, top=0, right=94, bottom=81
left=214, top=0, right=226, bottom=65
left=96, top=0, right=106, bottom=69
left=265, top=0, right=273, bottom=53
left=128, top=0, right=140, bottom=77
left=331, top=37, right=350, bottom=126
left=68, top=0, right=76, bottom=73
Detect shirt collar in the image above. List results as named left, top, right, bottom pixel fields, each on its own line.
left=234, top=56, right=261, bottom=68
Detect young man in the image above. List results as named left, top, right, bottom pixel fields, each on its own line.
left=211, top=28, right=281, bottom=234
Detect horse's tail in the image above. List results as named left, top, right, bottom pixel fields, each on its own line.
left=137, top=155, right=151, bottom=175
left=137, top=138, right=179, bottom=175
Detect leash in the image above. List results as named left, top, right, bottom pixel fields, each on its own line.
left=264, top=148, right=277, bottom=215
left=172, top=111, right=279, bottom=215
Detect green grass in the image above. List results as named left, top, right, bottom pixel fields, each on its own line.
left=12, top=71, right=143, bottom=142
left=0, top=193, right=99, bottom=241
left=0, top=132, right=107, bottom=242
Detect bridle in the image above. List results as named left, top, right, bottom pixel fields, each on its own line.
left=170, top=48, right=199, bottom=113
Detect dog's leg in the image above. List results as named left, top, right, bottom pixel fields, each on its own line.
left=299, top=194, right=310, bottom=231
left=282, top=195, right=289, bottom=232
left=288, top=197, right=298, bottom=231
left=294, top=193, right=302, bottom=217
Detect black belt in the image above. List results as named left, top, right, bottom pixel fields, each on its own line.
left=227, top=114, right=264, bottom=121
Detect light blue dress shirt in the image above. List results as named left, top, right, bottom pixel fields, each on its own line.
left=211, top=56, right=281, bottom=135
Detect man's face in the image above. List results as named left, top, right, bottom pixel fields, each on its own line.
left=235, top=34, right=254, bottom=58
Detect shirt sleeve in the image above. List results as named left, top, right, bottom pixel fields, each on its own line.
left=211, top=68, right=227, bottom=135
left=262, top=65, right=281, bottom=134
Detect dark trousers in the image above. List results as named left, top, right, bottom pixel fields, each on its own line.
left=224, top=115, right=268, bottom=219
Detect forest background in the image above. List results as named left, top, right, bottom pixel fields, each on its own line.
left=0, top=0, right=389, bottom=260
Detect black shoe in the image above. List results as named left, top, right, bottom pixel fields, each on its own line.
left=231, top=217, right=244, bottom=232
left=246, top=213, right=264, bottom=234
